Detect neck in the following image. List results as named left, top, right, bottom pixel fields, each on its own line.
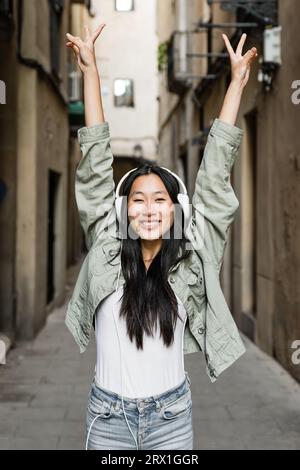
left=140, top=238, right=162, bottom=260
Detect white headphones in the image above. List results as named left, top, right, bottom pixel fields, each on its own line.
left=114, top=166, right=192, bottom=236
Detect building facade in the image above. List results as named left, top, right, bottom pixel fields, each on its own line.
left=0, top=0, right=92, bottom=352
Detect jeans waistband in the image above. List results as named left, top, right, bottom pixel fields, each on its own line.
left=92, top=370, right=191, bottom=409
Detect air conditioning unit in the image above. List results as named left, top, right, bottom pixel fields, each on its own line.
left=263, top=25, right=282, bottom=65
left=257, top=25, right=281, bottom=90
left=68, top=70, right=82, bottom=102
left=167, top=33, right=189, bottom=94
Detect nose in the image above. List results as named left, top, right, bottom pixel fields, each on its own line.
left=146, top=206, right=160, bottom=219
left=141, top=200, right=158, bottom=217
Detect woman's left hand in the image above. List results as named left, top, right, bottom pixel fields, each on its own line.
left=222, top=33, right=258, bottom=88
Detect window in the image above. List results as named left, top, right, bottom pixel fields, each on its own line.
left=49, top=0, right=64, bottom=80
left=114, top=79, right=134, bottom=107
left=0, top=80, right=6, bottom=104
left=115, top=0, right=134, bottom=12
left=0, top=0, right=13, bottom=36
left=0, top=0, right=13, bottom=17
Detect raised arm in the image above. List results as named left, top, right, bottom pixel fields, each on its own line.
left=219, top=33, right=258, bottom=126
left=66, top=24, right=117, bottom=250
left=189, top=119, right=244, bottom=270
left=66, top=23, right=106, bottom=126
left=188, top=33, right=258, bottom=270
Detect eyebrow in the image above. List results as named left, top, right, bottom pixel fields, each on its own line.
left=131, top=190, right=167, bottom=196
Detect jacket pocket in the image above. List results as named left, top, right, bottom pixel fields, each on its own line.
left=187, top=262, right=205, bottom=298
left=206, top=303, right=231, bottom=353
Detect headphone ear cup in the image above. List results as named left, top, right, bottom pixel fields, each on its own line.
left=177, top=193, right=192, bottom=235
left=115, top=196, right=123, bottom=223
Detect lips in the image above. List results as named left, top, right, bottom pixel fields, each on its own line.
left=140, top=220, right=161, bottom=223
left=140, top=220, right=161, bottom=228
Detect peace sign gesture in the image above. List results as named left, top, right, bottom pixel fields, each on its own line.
left=222, top=33, right=258, bottom=88
left=66, top=23, right=106, bottom=74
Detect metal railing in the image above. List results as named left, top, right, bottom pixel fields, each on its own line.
left=207, top=0, right=278, bottom=26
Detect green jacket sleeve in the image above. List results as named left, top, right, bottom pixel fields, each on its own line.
left=75, top=121, right=117, bottom=250
left=189, top=118, right=244, bottom=270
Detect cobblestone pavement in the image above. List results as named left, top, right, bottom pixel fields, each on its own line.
left=0, top=262, right=299, bottom=450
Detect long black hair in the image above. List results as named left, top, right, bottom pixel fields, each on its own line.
left=115, top=163, right=192, bottom=350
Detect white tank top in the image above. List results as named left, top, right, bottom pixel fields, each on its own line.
left=94, top=286, right=187, bottom=398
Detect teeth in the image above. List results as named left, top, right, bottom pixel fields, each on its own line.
left=140, top=221, right=161, bottom=225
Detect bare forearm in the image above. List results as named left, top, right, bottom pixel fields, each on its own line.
left=218, top=80, right=244, bottom=126
left=83, top=65, right=105, bottom=127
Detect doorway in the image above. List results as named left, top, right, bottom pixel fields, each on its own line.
left=47, top=170, right=60, bottom=304
left=241, top=109, right=257, bottom=340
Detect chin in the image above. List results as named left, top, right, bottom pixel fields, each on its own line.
left=139, top=230, right=162, bottom=240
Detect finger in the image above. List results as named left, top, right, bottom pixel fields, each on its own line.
left=222, top=33, right=235, bottom=60
left=91, top=23, right=106, bottom=43
left=66, top=33, right=83, bottom=49
left=236, top=33, right=247, bottom=56
left=66, top=42, right=75, bottom=50
left=243, top=47, right=258, bottom=65
left=66, top=42, right=80, bottom=58
left=72, top=44, right=80, bottom=55
left=66, top=42, right=75, bottom=53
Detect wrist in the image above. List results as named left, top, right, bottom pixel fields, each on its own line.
left=83, top=63, right=98, bottom=76
left=229, top=79, right=244, bottom=92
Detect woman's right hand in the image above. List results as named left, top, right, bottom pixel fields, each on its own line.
left=65, top=23, right=106, bottom=74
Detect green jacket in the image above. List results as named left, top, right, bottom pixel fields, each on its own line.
left=65, top=118, right=246, bottom=383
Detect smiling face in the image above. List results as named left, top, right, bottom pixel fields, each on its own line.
left=127, top=173, right=175, bottom=240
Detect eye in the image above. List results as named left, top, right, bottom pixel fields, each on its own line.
left=156, top=198, right=165, bottom=202
left=133, top=199, right=143, bottom=202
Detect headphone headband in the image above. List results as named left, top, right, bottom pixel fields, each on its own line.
left=115, top=166, right=188, bottom=198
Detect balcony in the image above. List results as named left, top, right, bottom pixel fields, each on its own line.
left=191, top=0, right=280, bottom=100
left=207, top=0, right=278, bottom=27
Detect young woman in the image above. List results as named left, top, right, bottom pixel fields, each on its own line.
left=65, top=25, right=258, bottom=450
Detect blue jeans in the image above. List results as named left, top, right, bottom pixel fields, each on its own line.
left=85, top=370, right=193, bottom=450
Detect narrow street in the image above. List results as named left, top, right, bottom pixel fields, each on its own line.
left=0, top=261, right=299, bottom=450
